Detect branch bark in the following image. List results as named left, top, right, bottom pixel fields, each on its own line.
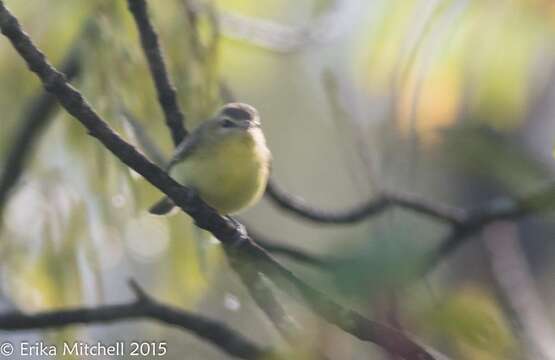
left=128, top=0, right=187, bottom=145
left=265, top=180, right=465, bottom=226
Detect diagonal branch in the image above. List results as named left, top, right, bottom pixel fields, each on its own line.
left=128, top=0, right=187, bottom=146
left=0, top=3, right=435, bottom=359
left=225, top=244, right=436, bottom=360
left=0, top=280, right=269, bottom=360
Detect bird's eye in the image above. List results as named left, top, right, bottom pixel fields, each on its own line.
left=221, top=118, right=235, bottom=128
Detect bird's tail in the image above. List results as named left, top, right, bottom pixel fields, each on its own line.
left=148, top=196, right=175, bottom=215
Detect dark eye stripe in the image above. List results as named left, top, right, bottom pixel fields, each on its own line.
left=221, top=107, right=252, bottom=120
left=221, top=118, right=235, bottom=128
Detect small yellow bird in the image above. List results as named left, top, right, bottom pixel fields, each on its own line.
left=149, top=103, right=271, bottom=215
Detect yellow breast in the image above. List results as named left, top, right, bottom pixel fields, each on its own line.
left=171, top=129, right=270, bottom=214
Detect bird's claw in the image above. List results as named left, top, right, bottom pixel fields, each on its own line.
left=225, top=215, right=249, bottom=248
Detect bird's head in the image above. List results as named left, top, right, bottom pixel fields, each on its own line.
left=200, top=103, right=264, bottom=147
left=214, top=103, right=260, bottom=131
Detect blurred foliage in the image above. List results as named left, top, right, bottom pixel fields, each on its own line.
left=440, top=124, right=551, bottom=194
left=420, top=286, right=518, bottom=359
left=329, top=231, right=428, bottom=302
left=357, top=0, right=555, bottom=143
left=1, top=0, right=555, bottom=359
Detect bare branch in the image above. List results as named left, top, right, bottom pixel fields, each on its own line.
left=0, top=281, right=268, bottom=360
left=226, top=244, right=436, bottom=359
left=266, top=180, right=465, bottom=226
left=265, top=180, right=390, bottom=224
left=384, top=191, right=466, bottom=225
left=128, top=0, right=187, bottom=145
left=0, top=4, right=436, bottom=358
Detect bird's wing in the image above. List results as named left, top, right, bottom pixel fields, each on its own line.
left=166, top=132, right=201, bottom=171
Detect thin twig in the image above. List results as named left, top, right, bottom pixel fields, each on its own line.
left=0, top=280, right=268, bottom=360
left=0, top=4, right=436, bottom=359
left=265, top=180, right=390, bottom=224
left=128, top=0, right=187, bottom=146
left=266, top=180, right=465, bottom=225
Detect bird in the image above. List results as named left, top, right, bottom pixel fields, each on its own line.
left=149, top=102, right=271, bottom=216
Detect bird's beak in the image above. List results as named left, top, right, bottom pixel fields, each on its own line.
left=240, top=121, right=259, bottom=129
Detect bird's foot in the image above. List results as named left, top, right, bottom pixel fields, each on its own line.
left=225, top=215, right=249, bottom=248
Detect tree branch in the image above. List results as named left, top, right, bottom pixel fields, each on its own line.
left=0, top=280, right=268, bottom=360
left=226, top=244, right=436, bottom=359
left=265, top=180, right=465, bottom=226
left=267, top=175, right=555, bottom=276
left=0, top=3, right=435, bottom=359
left=128, top=0, right=187, bottom=145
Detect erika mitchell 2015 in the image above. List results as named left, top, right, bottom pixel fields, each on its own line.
left=20, top=341, right=126, bottom=357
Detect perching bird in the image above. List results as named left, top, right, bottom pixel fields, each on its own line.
left=149, top=103, right=271, bottom=215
